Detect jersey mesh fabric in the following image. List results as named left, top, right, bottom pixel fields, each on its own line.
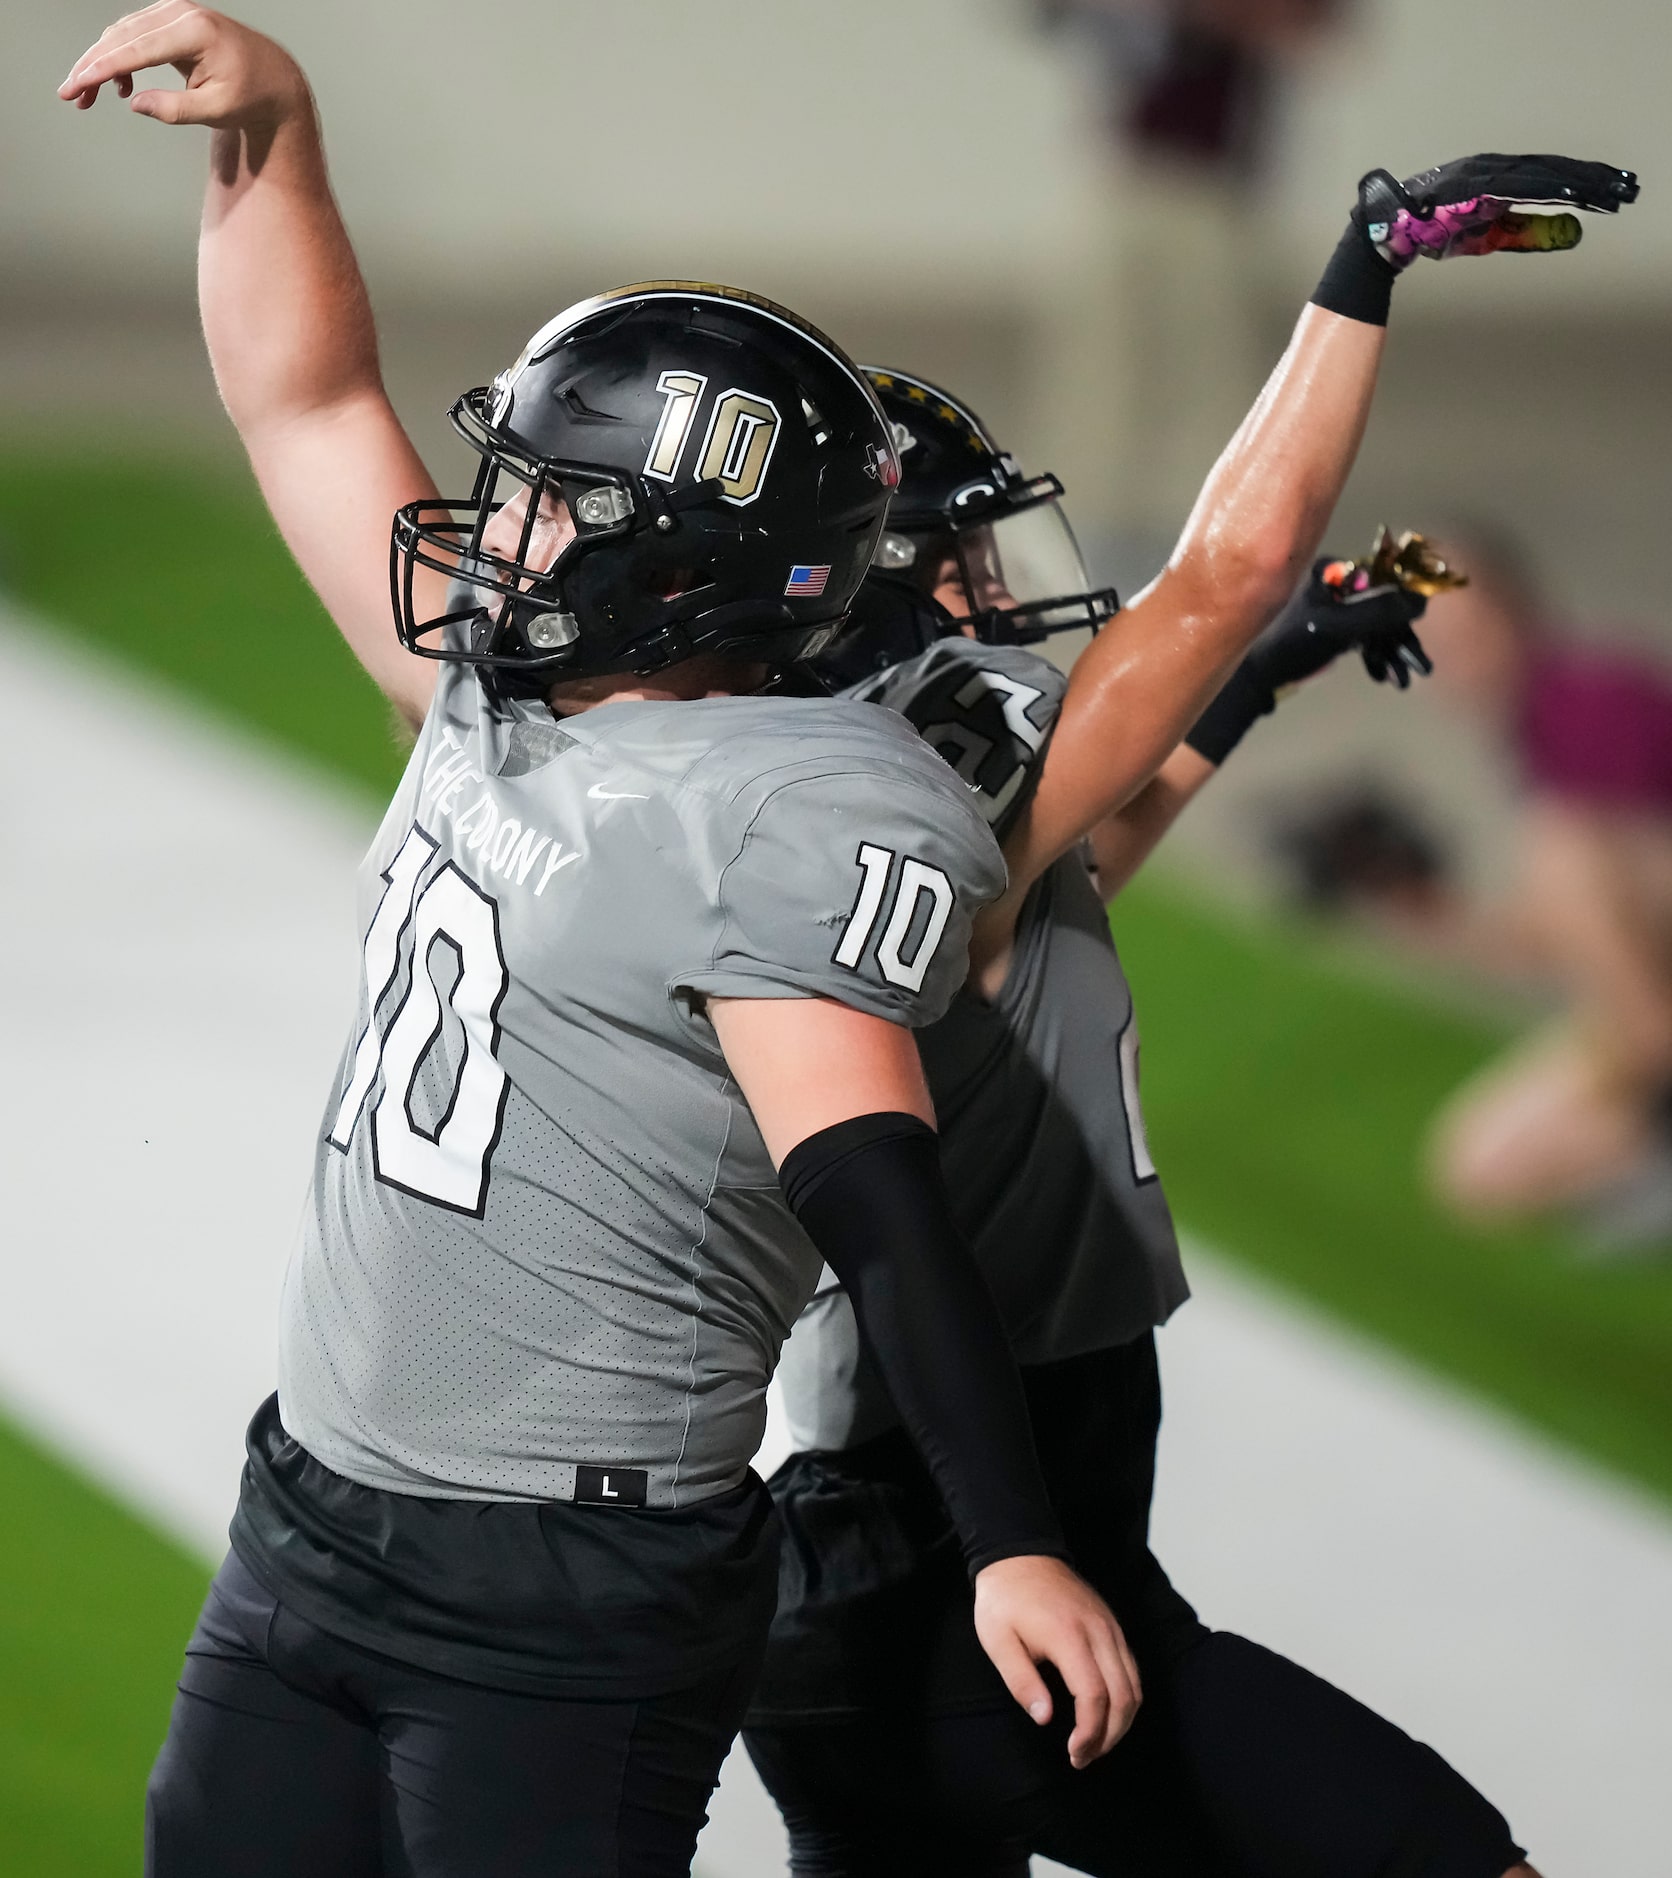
left=777, top=639, right=1189, bottom=1454
left=846, top=637, right=1066, bottom=842
left=277, top=660, right=1005, bottom=1509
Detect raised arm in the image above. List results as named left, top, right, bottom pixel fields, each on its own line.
left=1086, top=557, right=1435, bottom=902
left=60, top=4, right=442, bottom=728
left=1083, top=744, right=1217, bottom=902
left=972, top=154, right=1638, bottom=983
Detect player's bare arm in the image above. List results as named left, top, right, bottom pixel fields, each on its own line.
left=60, top=3, right=441, bottom=729
left=1083, top=743, right=1217, bottom=902
left=974, top=301, right=1381, bottom=970
left=711, top=991, right=1141, bottom=1767
left=973, top=155, right=1638, bottom=986
left=1085, top=550, right=1439, bottom=902
left=709, top=994, right=938, bottom=1161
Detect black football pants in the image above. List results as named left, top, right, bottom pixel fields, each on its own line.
left=145, top=1551, right=756, bottom=1878
left=745, top=1629, right=1524, bottom=1878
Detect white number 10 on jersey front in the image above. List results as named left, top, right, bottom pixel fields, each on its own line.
left=328, top=825, right=512, bottom=1218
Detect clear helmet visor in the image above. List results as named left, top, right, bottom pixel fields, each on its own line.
left=953, top=497, right=1117, bottom=640
left=966, top=501, right=1086, bottom=619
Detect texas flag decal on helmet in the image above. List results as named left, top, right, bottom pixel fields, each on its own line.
left=864, top=441, right=901, bottom=488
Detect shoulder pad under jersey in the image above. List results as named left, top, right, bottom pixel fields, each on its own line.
left=670, top=697, right=1008, bottom=1029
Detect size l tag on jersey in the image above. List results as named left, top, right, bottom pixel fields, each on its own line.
left=574, top=1465, right=649, bottom=1507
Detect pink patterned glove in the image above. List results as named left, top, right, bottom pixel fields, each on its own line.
left=1357, top=153, right=1638, bottom=271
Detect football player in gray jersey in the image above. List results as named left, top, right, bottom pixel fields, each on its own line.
left=65, top=12, right=1633, bottom=1871
left=742, top=349, right=1612, bottom=1878
left=62, top=10, right=1145, bottom=1874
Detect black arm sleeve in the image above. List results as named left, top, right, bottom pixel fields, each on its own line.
left=779, top=1112, right=1068, bottom=1578
left=1310, top=220, right=1396, bottom=326
left=1183, top=657, right=1275, bottom=766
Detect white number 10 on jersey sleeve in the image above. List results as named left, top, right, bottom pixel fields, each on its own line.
left=832, top=843, right=955, bottom=993
left=328, top=824, right=511, bottom=1218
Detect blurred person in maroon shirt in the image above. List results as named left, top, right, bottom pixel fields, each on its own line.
left=1407, top=528, right=1672, bottom=1248
left=1041, top=0, right=1343, bottom=170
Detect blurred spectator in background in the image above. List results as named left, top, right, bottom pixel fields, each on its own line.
left=1312, top=527, right=1672, bottom=1251
left=1040, top=0, right=1345, bottom=171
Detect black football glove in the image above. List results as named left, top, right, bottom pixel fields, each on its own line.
left=1313, top=152, right=1638, bottom=325
left=1358, top=153, right=1639, bottom=270
left=1185, top=562, right=1430, bottom=766
left=1252, top=561, right=1432, bottom=691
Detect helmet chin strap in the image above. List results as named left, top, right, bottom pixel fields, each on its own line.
left=756, top=662, right=834, bottom=699
left=479, top=658, right=563, bottom=707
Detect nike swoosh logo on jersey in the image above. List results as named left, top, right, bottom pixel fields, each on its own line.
left=587, top=782, right=649, bottom=801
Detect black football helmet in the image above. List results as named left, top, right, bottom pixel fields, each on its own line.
left=863, top=367, right=1119, bottom=644
left=392, top=283, right=900, bottom=685
left=811, top=574, right=958, bottom=689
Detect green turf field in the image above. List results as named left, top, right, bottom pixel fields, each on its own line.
left=1, top=451, right=1669, bottom=1873
left=0, top=448, right=411, bottom=801
left=1117, top=886, right=1672, bottom=1501
left=0, top=1415, right=210, bottom=1876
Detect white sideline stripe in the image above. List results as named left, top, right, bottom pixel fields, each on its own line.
left=0, top=607, right=1668, bottom=1877
left=0, top=608, right=370, bottom=1553
left=1143, top=1258, right=1672, bottom=1878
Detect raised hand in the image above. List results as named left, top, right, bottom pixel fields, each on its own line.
left=973, top=1554, right=1143, bottom=1769
left=58, top=3, right=441, bottom=730
left=1268, top=558, right=1434, bottom=692
left=58, top=2, right=307, bottom=133
left=1356, top=153, right=1639, bottom=270
left=1183, top=554, right=1432, bottom=768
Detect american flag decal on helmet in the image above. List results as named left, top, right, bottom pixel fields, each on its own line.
left=785, top=565, right=832, bottom=597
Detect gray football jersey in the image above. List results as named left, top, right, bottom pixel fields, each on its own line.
left=277, top=658, right=1006, bottom=1508
left=778, top=638, right=1190, bottom=1453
